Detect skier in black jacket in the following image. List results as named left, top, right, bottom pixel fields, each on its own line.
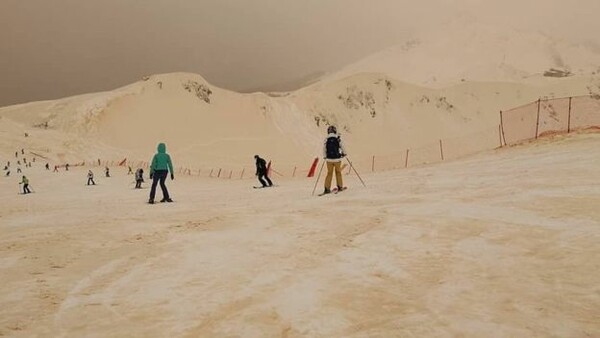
left=254, top=155, right=273, bottom=188
left=322, top=125, right=346, bottom=194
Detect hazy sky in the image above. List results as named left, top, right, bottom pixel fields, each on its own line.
left=1, top=0, right=599, bottom=106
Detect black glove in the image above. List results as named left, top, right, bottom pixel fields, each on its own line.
left=171, top=173, right=174, bottom=180
left=149, top=173, right=153, bottom=180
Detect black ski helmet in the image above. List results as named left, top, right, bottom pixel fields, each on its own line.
left=327, top=125, right=337, bottom=134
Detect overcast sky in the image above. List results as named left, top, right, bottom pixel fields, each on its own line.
left=1, top=0, right=599, bottom=106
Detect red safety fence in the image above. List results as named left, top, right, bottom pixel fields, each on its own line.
left=501, top=95, right=600, bottom=146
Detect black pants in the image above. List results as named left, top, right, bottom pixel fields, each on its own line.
left=23, top=184, right=31, bottom=194
left=135, top=180, right=142, bottom=189
left=87, top=178, right=95, bottom=185
left=257, top=170, right=272, bottom=187
left=150, top=170, right=170, bottom=201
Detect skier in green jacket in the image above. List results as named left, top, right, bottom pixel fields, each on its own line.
left=148, top=142, right=174, bottom=204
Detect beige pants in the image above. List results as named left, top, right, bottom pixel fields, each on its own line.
left=324, top=161, right=343, bottom=190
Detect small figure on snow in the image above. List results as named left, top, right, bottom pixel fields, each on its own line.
left=135, top=168, right=144, bottom=189
left=148, top=142, right=174, bottom=204
left=105, top=167, right=110, bottom=177
left=128, top=166, right=133, bottom=175
left=65, top=163, right=69, bottom=171
left=322, top=125, right=346, bottom=195
left=20, top=176, right=31, bottom=194
left=53, top=165, right=59, bottom=172
left=254, top=155, right=273, bottom=188
left=87, top=170, right=96, bottom=185
left=45, top=163, right=50, bottom=170
left=17, top=167, right=22, bottom=173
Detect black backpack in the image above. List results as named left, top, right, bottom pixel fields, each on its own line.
left=326, top=136, right=342, bottom=159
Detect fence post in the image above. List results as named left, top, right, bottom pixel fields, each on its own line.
left=240, top=167, right=245, bottom=179
left=405, top=149, right=410, bottom=168
left=439, top=140, right=444, bottom=161
left=217, top=168, right=222, bottom=178
left=567, top=97, right=572, bottom=133
left=500, top=110, right=507, bottom=146
left=292, top=166, right=297, bottom=177
left=371, top=156, right=375, bottom=172
left=535, top=98, right=541, bottom=139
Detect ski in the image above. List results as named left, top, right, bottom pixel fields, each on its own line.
left=335, top=187, right=347, bottom=194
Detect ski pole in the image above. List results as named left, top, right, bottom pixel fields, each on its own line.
left=345, top=157, right=366, bottom=187
left=311, top=160, right=326, bottom=196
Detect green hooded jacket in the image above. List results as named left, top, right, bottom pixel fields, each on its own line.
left=150, top=143, right=174, bottom=174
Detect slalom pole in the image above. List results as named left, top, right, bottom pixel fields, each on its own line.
left=311, top=160, right=326, bottom=196
left=345, top=157, right=366, bottom=187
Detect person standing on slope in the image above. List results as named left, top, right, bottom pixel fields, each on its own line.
left=20, top=175, right=31, bottom=194
left=148, top=143, right=174, bottom=204
left=87, top=170, right=96, bottom=185
left=105, top=167, right=110, bottom=177
left=135, top=168, right=144, bottom=189
left=322, top=125, right=346, bottom=195
left=254, top=155, right=273, bottom=188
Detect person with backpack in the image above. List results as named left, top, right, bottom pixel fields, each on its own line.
left=148, top=143, right=174, bottom=204
left=254, top=155, right=273, bottom=188
left=20, top=175, right=31, bottom=194
left=135, top=168, right=144, bottom=189
left=322, top=125, right=346, bottom=195
left=87, top=170, right=96, bottom=185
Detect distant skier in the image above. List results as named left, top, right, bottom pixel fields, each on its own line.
left=15, top=151, right=18, bottom=158
left=4, top=170, right=9, bottom=177
left=53, top=165, right=59, bottom=172
left=21, top=149, right=24, bottom=155
left=17, top=167, right=22, bottom=173
left=105, top=167, right=110, bottom=177
left=135, top=168, right=144, bottom=189
left=87, top=170, right=96, bottom=185
left=322, top=125, right=346, bottom=195
left=19, top=176, right=31, bottom=194
left=45, top=163, right=50, bottom=170
left=65, top=163, right=69, bottom=171
left=254, top=155, right=273, bottom=188
left=128, top=166, right=133, bottom=175
left=148, top=142, right=174, bottom=204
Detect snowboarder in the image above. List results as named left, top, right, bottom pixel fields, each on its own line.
left=45, top=163, right=50, bottom=170
left=148, top=143, right=174, bottom=204
left=135, top=168, right=144, bottom=189
left=322, top=125, right=346, bottom=195
left=105, top=167, right=110, bottom=177
left=19, top=176, right=31, bottom=194
left=254, top=155, right=273, bottom=188
left=87, top=170, right=96, bottom=185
